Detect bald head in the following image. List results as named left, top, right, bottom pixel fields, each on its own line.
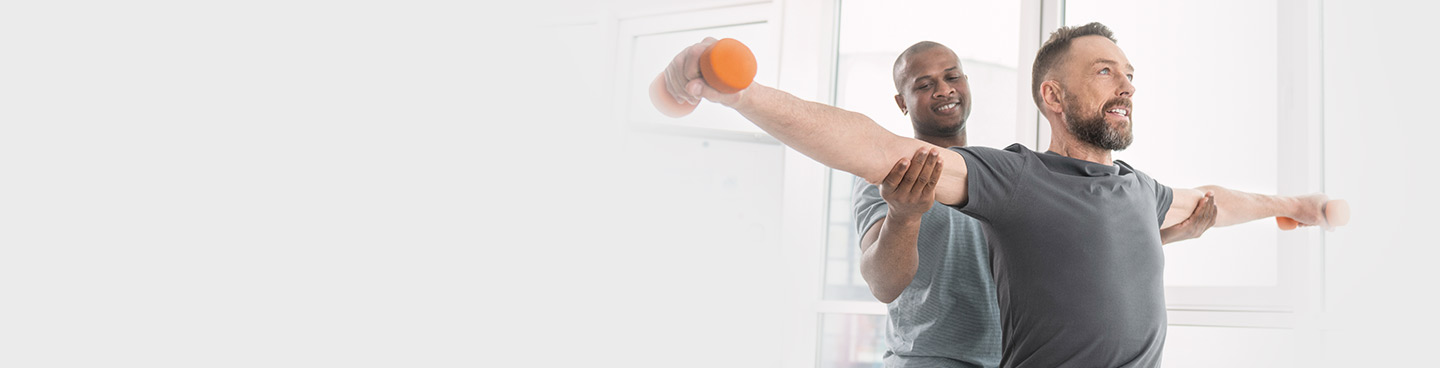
left=893, top=41, right=956, bottom=93
left=889, top=41, right=971, bottom=141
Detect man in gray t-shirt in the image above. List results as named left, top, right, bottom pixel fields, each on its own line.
left=951, top=143, right=1172, bottom=367
left=658, top=23, right=1341, bottom=368
left=849, top=42, right=1217, bottom=368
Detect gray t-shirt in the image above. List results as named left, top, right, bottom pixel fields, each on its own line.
left=949, top=144, right=1173, bottom=368
left=853, top=177, right=1002, bottom=368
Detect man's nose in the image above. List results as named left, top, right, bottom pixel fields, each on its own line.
left=934, top=81, right=956, bottom=99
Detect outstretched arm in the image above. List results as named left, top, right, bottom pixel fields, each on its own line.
left=1163, top=186, right=1332, bottom=229
left=661, top=38, right=970, bottom=205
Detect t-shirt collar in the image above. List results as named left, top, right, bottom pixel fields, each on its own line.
left=1026, top=146, right=1130, bottom=177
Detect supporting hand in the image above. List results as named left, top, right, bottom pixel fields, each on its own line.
left=1161, top=192, right=1217, bottom=244
left=880, top=147, right=944, bottom=219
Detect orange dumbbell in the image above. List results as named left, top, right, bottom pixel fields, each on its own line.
left=1276, top=199, right=1350, bottom=230
left=649, top=38, right=758, bottom=118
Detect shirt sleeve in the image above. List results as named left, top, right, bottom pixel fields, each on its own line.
left=851, top=175, right=889, bottom=239
left=947, top=145, right=1028, bottom=223
left=1136, top=169, right=1174, bottom=227
left=1154, top=182, right=1174, bottom=227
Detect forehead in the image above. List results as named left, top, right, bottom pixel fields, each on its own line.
left=902, top=47, right=961, bottom=77
left=1066, top=35, right=1131, bottom=70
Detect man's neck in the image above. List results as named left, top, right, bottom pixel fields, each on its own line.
left=1047, top=134, right=1113, bottom=166
left=914, top=132, right=966, bottom=148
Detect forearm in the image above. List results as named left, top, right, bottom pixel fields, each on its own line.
left=1199, top=185, right=1299, bottom=227
left=1159, top=228, right=1186, bottom=244
left=730, top=84, right=920, bottom=183
left=860, top=214, right=921, bottom=303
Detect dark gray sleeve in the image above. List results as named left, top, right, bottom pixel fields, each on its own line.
left=947, top=146, right=1027, bottom=223
left=1140, top=171, right=1174, bottom=227
left=851, top=175, right=889, bottom=238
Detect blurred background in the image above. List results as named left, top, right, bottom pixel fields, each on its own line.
left=2, top=0, right=1435, bottom=367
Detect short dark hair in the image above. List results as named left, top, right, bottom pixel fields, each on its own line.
left=1030, top=22, right=1116, bottom=108
left=893, top=41, right=950, bottom=94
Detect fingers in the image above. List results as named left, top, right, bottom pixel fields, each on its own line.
left=879, top=148, right=942, bottom=215
left=882, top=147, right=939, bottom=192
left=1196, top=192, right=1218, bottom=227
left=881, top=156, right=910, bottom=188
left=687, top=79, right=706, bottom=99
left=685, top=38, right=718, bottom=103
left=912, top=148, right=940, bottom=193
left=678, top=42, right=703, bottom=104
left=897, top=148, right=930, bottom=193
left=1298, top=193, right=1331, bottom=228
left=665, top=39, right=717, bottom=105
left=920, top=150, right=944, bottom=197
left=1171, top=192, right=1218, bottom=242
left=665, top=50, right=690, bottom=104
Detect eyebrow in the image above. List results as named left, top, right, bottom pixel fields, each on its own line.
left=1094, top=58, right=1135, bottom=73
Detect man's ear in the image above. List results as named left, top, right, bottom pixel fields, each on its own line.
left=894, top=94, right=907, bottom=115
left=1040, top=80, right=1065, bottom=114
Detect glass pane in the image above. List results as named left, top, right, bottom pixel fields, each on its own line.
left=822, top=169, right=868, bottom=300
left=822, top=0, right=1022, bottom=301
left=818, top=313, right=888, bottom=368
left=1064, top=0, right=1281, bottom=287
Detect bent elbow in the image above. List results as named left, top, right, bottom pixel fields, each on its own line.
left=870, top=285, right=901, bottom=304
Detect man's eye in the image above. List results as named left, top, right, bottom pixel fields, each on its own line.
left=917, top=84, right=931, bottom=90
left=1099, top=68, right=1110, bottom=75
left=1126, top=74, right=1134, bottom=81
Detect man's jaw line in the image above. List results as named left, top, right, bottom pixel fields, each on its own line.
left=911, top=116, right=966, bottom=146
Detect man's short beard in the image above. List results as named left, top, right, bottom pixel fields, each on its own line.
left=1063, top=92, right=1133, bottom=151
left=913, top=118, right=965, bottom=137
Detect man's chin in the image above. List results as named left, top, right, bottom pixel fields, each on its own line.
left=1106, top=116, right=1130, bottom=128
left=916, top=119, right=965, bottom=134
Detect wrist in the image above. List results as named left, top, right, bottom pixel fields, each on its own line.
left=886, top=211, right=924, bottom=226
left=723, top=86, right=751, bottom=110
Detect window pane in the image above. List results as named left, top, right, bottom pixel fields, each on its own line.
left=1064, top=0, right=1281, bottom=287
left=817, top=313, right=888, bottom=368
left=822, top=169, right=869, bottom=300
left=822, top=0, right=1022, bottom=301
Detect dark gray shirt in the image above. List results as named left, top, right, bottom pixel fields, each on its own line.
left=853, top=177, right=1001, bottom=368
left=949, top=144, right=1173, bottom=368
